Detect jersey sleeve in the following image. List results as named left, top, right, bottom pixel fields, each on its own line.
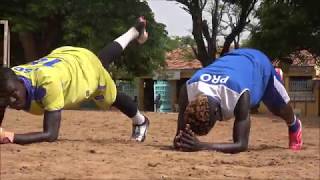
left=38, top=73, right=65, bottom=111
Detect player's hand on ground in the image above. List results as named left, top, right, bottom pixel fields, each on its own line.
left=0, top=127, right=14, bottom=144
left=173, top=133, right=181, bottom=150
left=175, top=124, right=202, bottom=152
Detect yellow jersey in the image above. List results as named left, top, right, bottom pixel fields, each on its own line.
left=12, top=46, right=117, bottom=115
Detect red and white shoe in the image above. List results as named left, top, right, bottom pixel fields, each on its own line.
left=134, top=16, right=148, bottom=44
left=289, top=119, right=303, bottom=150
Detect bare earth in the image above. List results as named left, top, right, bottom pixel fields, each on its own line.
left=1, top=109, right=319, bottom=180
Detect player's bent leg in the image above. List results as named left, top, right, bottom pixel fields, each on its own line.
left=98, top=41, right=123, bottom=69
left=112, top=92, right=149, bottom=142
left=97, top=16, right=148, bottom=70
left=262, top=72, right=302, bottom=150
left=264, top=102, right=303, bottom=151
left=274, top=104, right=303, bottom=151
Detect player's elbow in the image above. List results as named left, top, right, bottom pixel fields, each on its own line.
left=238, top=145, right=248, bottom=152
left=237, top=142, right=248, bottom=152
left=229, top=142, right=248, bottom=153
left=44, top=132, right=59, bottom=142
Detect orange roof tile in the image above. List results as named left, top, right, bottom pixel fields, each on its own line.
left=166, top=49, right=318, bottom=70
left=273, top=50, right=318, bottom=67
left=291, top=50, right=318, bottom=66
left=165, top=49, right=202, bottom=70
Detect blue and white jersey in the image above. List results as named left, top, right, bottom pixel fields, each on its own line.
left=186, top=48, right=278, bottom=120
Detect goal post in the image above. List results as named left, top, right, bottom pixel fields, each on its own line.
left=0, top=20, right=10, bottom=67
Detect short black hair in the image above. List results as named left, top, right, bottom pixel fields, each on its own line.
left=184, top=95, right=218, bottom=136
left=0, top=67, right=19, bottom=91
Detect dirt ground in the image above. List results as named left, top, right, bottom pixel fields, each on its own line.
left=1, top=109, right=319, bottom=180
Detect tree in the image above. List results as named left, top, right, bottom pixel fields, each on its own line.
left=0, top=0, right=168, bottom=77
left=0, top=0, right=65, bottom=62
left=173, top=0, right=258, bottom=66
left=248, top=0, right=320, bottom=61
left=165, top=36, right=196, bottom=51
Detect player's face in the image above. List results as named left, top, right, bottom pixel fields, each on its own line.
left=0, top=80, right=26, bottom=110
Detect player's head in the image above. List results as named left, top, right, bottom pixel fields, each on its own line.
left=0, top=67, right=26, bottom=110
left=184, top=95, right=220, bottom=136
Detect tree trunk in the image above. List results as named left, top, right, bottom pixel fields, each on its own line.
left=19, top=32, right=38, bottom=62
left=221, top=0, right=257, bottom=55
left=191, top=13, right=210, bottom=66
left=177, top=0, right=211, bottom=66
left=39, top=16, right=62, bottom=57
left=176, top=0, right=257, bottom=64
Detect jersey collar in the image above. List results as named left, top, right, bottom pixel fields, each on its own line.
left=18, top=76, right=32, bottom=111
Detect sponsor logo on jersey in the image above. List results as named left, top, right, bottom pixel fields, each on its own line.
left=200, top=74, right=230, bottom=84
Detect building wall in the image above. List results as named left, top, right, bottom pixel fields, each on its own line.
left=260, top=66, right=319, bottom=117
left=137, top=69, right=198, bottom=112
left=138, top=67, right=319, bottom=116
left=169, top=80, right=178, bottom=111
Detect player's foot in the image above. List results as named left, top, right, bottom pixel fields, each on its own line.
left=131, top=116, right=149, bottom=142
left=134, top=16, right=148, bottom=44
left=289, top=119, right=303, bottom=150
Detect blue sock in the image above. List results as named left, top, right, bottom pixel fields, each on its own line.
left=289, top=117, right=300, bottom=133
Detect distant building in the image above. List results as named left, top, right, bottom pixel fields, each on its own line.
left=269, top=50, right=319, bottom=116
left=137, top=48, right=202, bottom=112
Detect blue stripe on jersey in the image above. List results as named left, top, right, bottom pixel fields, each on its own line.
left=18, top=76, right=47, bottom=111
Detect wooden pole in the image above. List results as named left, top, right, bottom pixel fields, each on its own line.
left=0, top=20, right=9, bottom=67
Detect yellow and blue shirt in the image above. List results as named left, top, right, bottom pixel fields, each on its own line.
left=12, top=46, right=117, bottom=115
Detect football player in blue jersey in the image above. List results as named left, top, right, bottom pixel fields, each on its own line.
left=173, top=48, right=302, bottom=153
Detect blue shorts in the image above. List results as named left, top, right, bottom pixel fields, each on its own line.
left=262, top=68, right=290, bottom=111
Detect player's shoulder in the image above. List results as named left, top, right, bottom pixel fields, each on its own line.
left=229, top=48, right=268, bottom=59
left=231, top=48, right=263, bottom=54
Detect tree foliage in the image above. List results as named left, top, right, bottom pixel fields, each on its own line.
left=0, top=0, right=169, bottom=77
left=248, top=0, right=320, bottom=60
left=173, top=0, right=258, bottom=66
left=165, top=36, right=196, bottom=50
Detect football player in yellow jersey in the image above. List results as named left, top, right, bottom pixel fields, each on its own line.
left=0, top=17, right=150, bottom=144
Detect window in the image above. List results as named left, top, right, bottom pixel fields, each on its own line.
left=289, top=76, right=313, bottom=91
left=289, top=76, right=314, bottom=101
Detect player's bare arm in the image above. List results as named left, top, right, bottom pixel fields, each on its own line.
left=176, top=85, right=188, bottom=134
left=197, top=91, right=251, bottom=153
left=0, top=107, right=5, bottom=126
left=13, top=111, right=61, bottom=144
left=173, top=84, right=188, bottom=148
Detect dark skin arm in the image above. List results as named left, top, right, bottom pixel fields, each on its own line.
left=174, top=84, right=189, bottom=140
left=176, top=91, right=251, bottom=153
left=173, top=84, right=189, bottom=149
left=0, top=107, right=5, bottom=126
left=13, top=110, right=61, bottom=145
